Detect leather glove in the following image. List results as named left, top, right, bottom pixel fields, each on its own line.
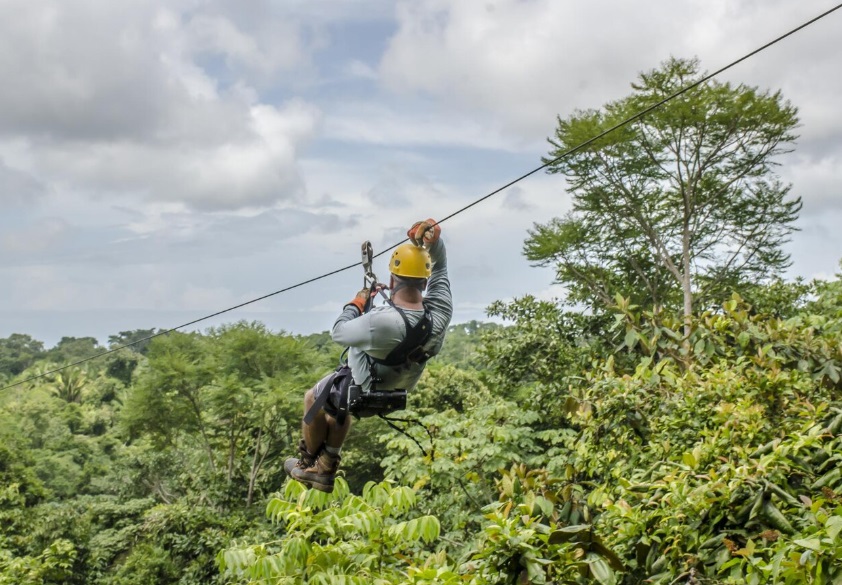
left=407, top=218, right=441, bottom=247
left=345, top=288, right=371, bottom=313
left=345, top=284, right=385, bottom=313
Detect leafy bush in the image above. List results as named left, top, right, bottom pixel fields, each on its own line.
left=219, top=478, right=443, bottom=584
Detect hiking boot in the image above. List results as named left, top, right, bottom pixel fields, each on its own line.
left=284, top=439, right=318, bottom=479
left=290, top=451, right=341, bottom=493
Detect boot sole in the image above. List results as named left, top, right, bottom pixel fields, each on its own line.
left=290, top=476, right=334, bottom=493
left=289, top=470, right=335, bottom=493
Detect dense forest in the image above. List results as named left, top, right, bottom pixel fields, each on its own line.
left=2, top=58, right=841, bottom=584
left=2, top=278, right=842, bottom=584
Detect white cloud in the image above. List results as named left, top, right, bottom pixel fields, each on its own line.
left=324, top=101, right=523, bottom=150
left=0, top=159, right=45, bottom=205
left=379, top=0, right=842, bottom=148
left=303, top=300, right=348, bottom=313
left=781, top=153, right=842, bottom=212
left=5, top=96, right=321, bottom=211
left=177, top=284, right=243, bottom=311
left=345, top=60, right=379, bottom=81
left=366, top=166, right=445, bottom=208
left=379, top=0, right=680, bottom=137
left=0, top=0, right=323, bottom=211
left=2, top=217, right=68, bottom=254
left=532, top=284, right=568, bottom=303
left=182, top=9, right=316, bottom=81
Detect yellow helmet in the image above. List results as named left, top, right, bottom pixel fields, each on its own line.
left=389, top=243, right=432, bottom=278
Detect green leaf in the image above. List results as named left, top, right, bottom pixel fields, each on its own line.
left=793, top=539, right=822, bottom=552
left=826, top=516, right=842, bottom=540
left=587, top=553, right=616, bottom=585
left=548, top=525, right=592, bottom=544
left=590, top=540, right=625, bottom=571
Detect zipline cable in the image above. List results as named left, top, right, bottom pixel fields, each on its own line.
left=3, top=1, right=840, bottom=392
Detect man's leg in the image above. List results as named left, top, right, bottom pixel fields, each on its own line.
left=285, top=377, right=352, bottom=493
left=300, top=386, right=352, bottom=452
left=302, top=387, right=329, bottom=454
left=325, top=411, right=351, bottom=449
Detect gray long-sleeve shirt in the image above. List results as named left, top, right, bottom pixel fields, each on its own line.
left=331, top=238, right=453, bottom=391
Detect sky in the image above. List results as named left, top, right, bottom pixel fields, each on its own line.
left=1, top=0, right=841, bottom=348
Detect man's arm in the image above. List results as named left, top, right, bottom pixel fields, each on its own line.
left=423, top=238, right=453, bottom=334
left=331, top=306, right=373, bottom=348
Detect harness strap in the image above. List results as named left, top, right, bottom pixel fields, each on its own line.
left=304, top=365, right=353, bottom=426
left=303, top=375, right=334, bottom=425
left=369, top=301, right=433, bottom=367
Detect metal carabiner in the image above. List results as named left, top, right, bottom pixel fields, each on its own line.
left=361, top=241, right=376, bottom=286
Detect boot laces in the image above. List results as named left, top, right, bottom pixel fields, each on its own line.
left=299, top=457, right=317, bottom=470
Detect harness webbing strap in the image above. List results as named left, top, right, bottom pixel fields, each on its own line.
left=304, top=365, right=354, bottom=425
left=303, top=375, right=334, bottom=425
left=369, top=301, right=433, bottom=368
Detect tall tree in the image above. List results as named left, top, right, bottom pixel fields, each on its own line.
left=47, top=336, right=101, bottom=363
left=526, top=57, right=801, bottom=335
left=122, top=323, right=324, bottom=506
left=0, top=333, right=45, bottom=376
left=108, top=329, right=160, bottom=355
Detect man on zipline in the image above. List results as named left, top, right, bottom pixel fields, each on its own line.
left=284, top=219, right=453, bottom=493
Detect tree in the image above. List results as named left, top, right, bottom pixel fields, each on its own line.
left=433, top=320, right=501, bottom=370
left=53, top=368, right=89, bottom=403
left=47, top=337, right=101, bottom=364
left=0, top=333, right=45, bottom=377
left=527, top=57, right=801, bottom=335
left=108, top=329, right=160, bottom=355
left=122, top=322, right=325, bottom=507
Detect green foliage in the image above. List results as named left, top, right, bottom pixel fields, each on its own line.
left=122, top=321, right=324, bottom=506
left=103, top=349, right=142, bottom=386
left=0, top=333, right=45, bottom=377
left=52, top=368, right=89, bottom=403
left=335, top=416, right=390, bottom=492
left=117, top=502, right=254, bottom=585
left=0, top=322, right=327, bottom=584
left=46, top=337, right=101, bottom=364
left=107, top=329, right=160, bottom=355
left=467, top=467, right=622, bottom=584
left=0, top=538, right=76, bottom=585
left=532, top=287, right=842, bottom=583
left=740, top=277, right=812, bottom=319
left=0, top=385, right=122, bottom=498
left=380, top=392, right=575, bottom=561
left=433, top=321, right=501, bottom=371
left=410, top=363, right=492, bottom=414
left=483, top=295, right=611, bottom=391
left=219, top=478, right=443, bottom=584
left=106, top=543, right=178, bottom=585
left=0, top=424, right=47, bottom=506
